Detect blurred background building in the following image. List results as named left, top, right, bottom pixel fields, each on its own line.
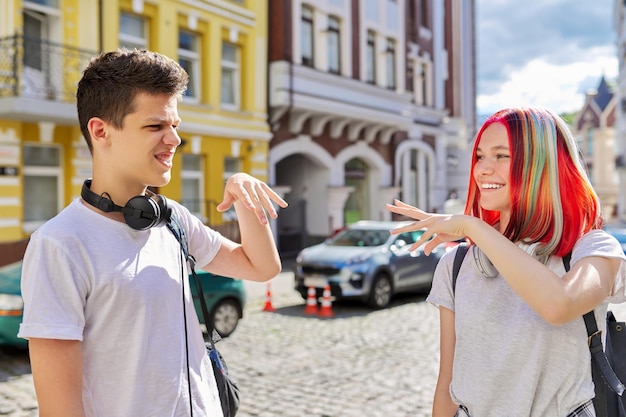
left=267, top=0, right=476, bottom=253
left=0, top=0, right=272, bottom=244
left=0, top=0, right=476, bottom=257
left=573, top=76, right=618, bottom=221
left=615, top=0, right=626, bottom=222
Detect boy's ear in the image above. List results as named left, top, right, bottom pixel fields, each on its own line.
left=88, top=118, right=109, bottom=146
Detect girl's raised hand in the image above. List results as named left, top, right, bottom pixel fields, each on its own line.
left=386, top=199, right=469, bottom=255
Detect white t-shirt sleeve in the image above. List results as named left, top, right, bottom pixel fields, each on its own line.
left=18, top=233, right=89, bottom=341
left=171, top=202, right=222, bottom=268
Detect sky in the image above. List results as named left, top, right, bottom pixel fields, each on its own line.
left=476, top=0, right=618, bottom=116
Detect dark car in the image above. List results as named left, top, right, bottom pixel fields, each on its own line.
left=0, top=263, right=246, bottom=347
left=294, top=220, right=445, bottom=309
left=0, top=262, right=25, bottom=348
left=190, top=270, right=246, bottom=338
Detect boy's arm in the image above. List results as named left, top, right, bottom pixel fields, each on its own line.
left=203, top=173, right=287, bottom=281
left=28, top=338, right=85, bottom=417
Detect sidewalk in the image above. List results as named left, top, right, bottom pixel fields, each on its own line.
left=241, top=256, right=298, bottom=302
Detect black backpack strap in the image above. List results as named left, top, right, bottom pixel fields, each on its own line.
left=167, top=214, right=221, bottom=344
left=563, top=253, right=625, bottom=397
left=452, top=244, right=470, bottom=295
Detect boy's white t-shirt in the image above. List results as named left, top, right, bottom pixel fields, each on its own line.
left=427, top=230, right=626, bottom=417
left=18, top=198, right=223, bottom=417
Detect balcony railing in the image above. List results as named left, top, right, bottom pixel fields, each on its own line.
left=0, top=34, right=97, bottom=102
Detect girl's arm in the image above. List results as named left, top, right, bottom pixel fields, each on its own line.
left=433, top=306, right=458, bottom=417
left=387, top=200, right=621, bottom=325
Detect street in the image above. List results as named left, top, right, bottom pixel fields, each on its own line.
left=0, top=262, right=439, bottom=417
left=2, top=263, right=626, bottom=417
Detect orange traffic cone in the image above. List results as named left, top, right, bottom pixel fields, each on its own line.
left=262, top=282, right=276, bottom=312
left=318, top=284, right=334, bottom=318
left=304, top=286, right=318, bottom=315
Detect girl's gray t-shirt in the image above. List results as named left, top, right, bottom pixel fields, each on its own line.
left=427, top=230, right=626, bottom=417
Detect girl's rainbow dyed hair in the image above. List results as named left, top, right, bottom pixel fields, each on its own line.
left=465, top=107, right=603, bottom=257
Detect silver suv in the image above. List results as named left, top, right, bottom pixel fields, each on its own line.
left=294, top=220, right=444, bottom=309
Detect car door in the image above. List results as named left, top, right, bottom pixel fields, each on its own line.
left=390, top=231, right=423, bottom=289
left=393, top=230, right=441, bottom=290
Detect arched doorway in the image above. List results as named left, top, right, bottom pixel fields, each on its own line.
left=344, top=158, right=370, bottom=224
left=275, top=153, right=330, bottom=254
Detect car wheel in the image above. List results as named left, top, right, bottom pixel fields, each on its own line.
left=368, top=273, right=392, bottom=309
left=211, top=298, right=242, bottom=338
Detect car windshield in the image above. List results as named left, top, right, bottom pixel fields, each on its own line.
left=328, top=228, right=390, bottom=247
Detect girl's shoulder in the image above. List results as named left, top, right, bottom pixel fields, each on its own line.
left=573, top=229, right=625, bottom=260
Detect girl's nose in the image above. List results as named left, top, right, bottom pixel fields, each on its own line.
left=476, top=158, right=495, bottom=174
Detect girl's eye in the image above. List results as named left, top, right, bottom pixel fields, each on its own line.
left=476, top=154, right=485, bottom=161
left=496, top=154, right=510, bottom=160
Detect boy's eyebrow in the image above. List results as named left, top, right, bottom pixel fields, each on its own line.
left=144, top=116, right=182, bottom=124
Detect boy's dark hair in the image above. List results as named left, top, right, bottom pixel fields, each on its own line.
left=76, top=48, right=189, bottom=152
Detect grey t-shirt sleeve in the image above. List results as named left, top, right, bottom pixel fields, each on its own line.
left=571, top=229, right=626, bottom=303
left=426, top=247, right=459, bottom=311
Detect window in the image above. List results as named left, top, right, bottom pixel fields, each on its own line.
left=406, top=60, right=414, bottom=93
left=365, top=0, right=378, bottom=22
left=23, top=145, right=62, bottom=232
left=301, top=5, right=314, bottom=67
left=586, top=128, right=594, bottom=157
left=119, top=12, right=148, bottom=49
left=407, top=0, right=417, bottom=40
left=222, top=157, right=242, bottom=221
left=386, top=38, right=396, bottom=89
left=221, top=42, right=240, bottom=108
left=26, top=0, right=58, bottom=6
left=415, top=61, right=431, bottom=105
left=366, top=31, right=376, bottom=84
left=23, top=11, right=46, bottom=72
left=181, top=154, right=204, bottom=219
left=420, top=0, right=429, bottom=28
left=386, top=0, right=399, bottom=30
left=22, top=10, right=53, bottom=99
left=178, top=30, right=200, bottom=99
left=327, top=16, right=341, bottom=74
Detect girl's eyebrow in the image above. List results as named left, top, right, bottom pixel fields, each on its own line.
left=476, top=144, right=509, bottom=152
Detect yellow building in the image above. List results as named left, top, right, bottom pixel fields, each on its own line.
left=0, top=0, right=271, bottom=243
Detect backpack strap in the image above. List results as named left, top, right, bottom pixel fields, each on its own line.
left=167, top=214, right=221, bottom=344
left=452, top=244, right=470, bottom=294
left=563, top=253, right=625, bottom=397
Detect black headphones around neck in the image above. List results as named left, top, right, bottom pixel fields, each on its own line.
left=81, top=179, right=171, bottom=230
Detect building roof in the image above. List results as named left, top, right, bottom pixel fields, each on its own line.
left=594, top=76, right=614, bottom=112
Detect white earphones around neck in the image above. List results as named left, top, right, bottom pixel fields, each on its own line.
left=471, top=242, right=548, bottom=278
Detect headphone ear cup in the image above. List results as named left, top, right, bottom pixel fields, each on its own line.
left=471, top=246, right=499, bottom=278
left=154, top=194, right=171, bottom=227
left=124, top=196, right=161, bottom=230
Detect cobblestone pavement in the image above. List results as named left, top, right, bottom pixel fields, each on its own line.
left=3, top=268, right=626, bottom=417
left=218, top=291, right=439, bottom=417
left=0, top=348, right=36, bottom=417
left=0, top=268, right=439, bottom=417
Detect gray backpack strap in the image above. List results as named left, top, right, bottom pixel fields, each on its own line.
left=452, top=244, right=470, bottom=295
